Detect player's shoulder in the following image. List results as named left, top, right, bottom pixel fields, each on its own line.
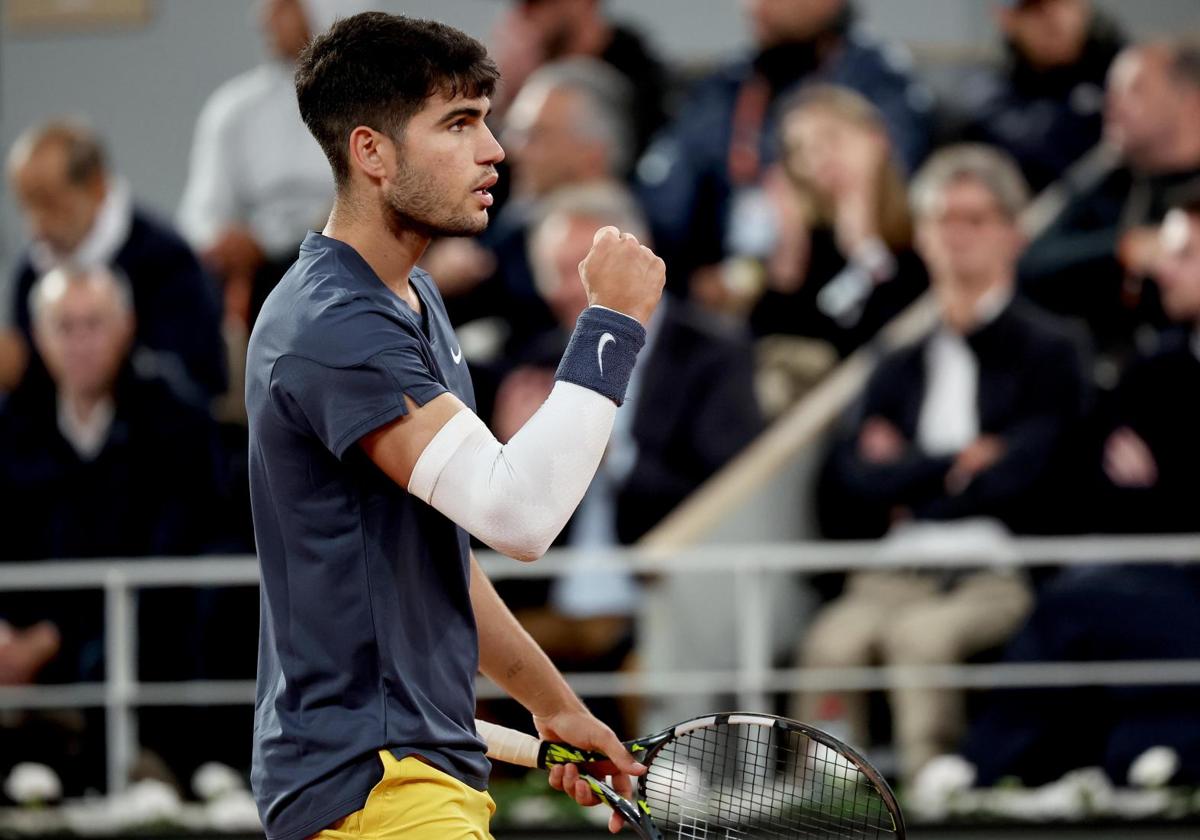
left=256, top=272, right=425, bottom=373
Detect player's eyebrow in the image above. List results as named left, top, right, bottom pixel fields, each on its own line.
left=436, top=105, right=489, bottom=126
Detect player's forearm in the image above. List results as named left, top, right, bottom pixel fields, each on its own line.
left=410, top=307, right=646, bottom=561
left=470, top=555, right=585, bottom=718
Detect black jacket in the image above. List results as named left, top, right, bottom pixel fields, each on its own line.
left=750, top=229, right=928, bottom=357
left=825, top=297, right=1089, bottom=535
left=12, top=207, right=227, bottom=400
left=615, top=301, right=765, bottom=542
left=0, top=368, right=227, bottom=684
left=0, top=368, right=226, bottom=561
left=961, top=13, right=1124, bottom=191
left=1018, top=165, right=1200, bottom=351
left=1091, top=329, right=1200, bottom=533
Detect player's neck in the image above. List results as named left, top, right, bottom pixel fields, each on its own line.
left=323, top=203, right=429, bottom=303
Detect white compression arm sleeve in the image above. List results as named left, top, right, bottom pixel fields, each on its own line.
left=408, top=381, right=616, bottom=561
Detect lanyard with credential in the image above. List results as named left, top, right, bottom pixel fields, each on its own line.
left=727, top=74, right=772, bottom=188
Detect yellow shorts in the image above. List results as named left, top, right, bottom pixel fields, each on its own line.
left=312, top=750, right=495, bottom=839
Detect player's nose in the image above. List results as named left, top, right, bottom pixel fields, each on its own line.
left=478, top=122, right=505, bottom=166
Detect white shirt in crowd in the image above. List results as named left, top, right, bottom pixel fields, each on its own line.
left=31, top=177, right=132, bottom=276
left=917, top=287, right=1011, bottom=456
left=177, top=59, right=335, bottom=260
left=58, top=396, right=115, bottom=461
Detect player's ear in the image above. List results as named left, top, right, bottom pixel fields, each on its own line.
left=347, top=126, right=392, bottom=183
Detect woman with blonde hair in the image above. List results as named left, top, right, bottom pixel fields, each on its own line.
left=750, top=84, right=927, bottom=356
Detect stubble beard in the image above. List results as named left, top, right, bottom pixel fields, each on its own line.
left=383, top=160, right=488, bottom=240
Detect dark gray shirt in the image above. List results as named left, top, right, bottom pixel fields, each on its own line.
left=246, top=232, right=489, bottom=840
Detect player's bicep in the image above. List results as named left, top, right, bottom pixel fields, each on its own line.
left=359, top=391, right=469, bottom=490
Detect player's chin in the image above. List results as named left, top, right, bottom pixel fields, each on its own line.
left=436, top=213, right=489, bottom=238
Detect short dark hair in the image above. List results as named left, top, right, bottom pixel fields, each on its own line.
left=295, top=13, right=499, bottom=187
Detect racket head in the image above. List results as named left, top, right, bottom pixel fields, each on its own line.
left=632, top=712, right=905, bottom=839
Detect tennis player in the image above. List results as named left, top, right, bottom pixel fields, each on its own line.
left=244, top=12, right=662, bottom=840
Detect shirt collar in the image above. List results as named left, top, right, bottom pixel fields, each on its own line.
left=300, top=231, right=432, bottom=325
left=936, top=286, right=1013, bottom=343
left=57, top=394, right=116, bottom=461
left=973, top=285, right=1013, bottom=329
left=300, top=231, right=385, bottom=289
left=30, top=177, right=133, bottom=275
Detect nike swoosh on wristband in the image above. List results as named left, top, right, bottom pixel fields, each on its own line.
left=597, top=333, right=616, bottom=377
left=451, top=344, right=463, bottom=364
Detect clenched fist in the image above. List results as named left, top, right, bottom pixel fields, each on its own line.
left=578, top=226, right=666, bottom=326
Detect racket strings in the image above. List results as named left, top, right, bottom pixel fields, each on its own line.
left=640, top=723, right=896, bottom=839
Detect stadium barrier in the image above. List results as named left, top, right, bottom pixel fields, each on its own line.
left=3, top=534, right=1200, bottom=794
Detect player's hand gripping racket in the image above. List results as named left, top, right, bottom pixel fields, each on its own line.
left=477, top=712, right=905, bottom=839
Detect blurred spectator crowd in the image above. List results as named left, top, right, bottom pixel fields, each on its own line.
left=2, top=0, right=1200, bottom=805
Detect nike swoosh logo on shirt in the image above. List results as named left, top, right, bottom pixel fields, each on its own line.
left=597, top=332, right=615, bottom=377
left=451, top=344, right=463, bottom=365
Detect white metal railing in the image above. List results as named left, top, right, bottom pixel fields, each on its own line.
left=2, top=535, right=1199, bottom=795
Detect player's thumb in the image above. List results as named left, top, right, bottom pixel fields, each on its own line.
left=593, top=225, right=620, bottom=247
left=602, top=733, right=646, bottom=776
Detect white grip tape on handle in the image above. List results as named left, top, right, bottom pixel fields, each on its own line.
left=476, top=719, right=542, bottom=769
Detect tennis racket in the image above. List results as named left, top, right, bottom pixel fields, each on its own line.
left=476, top=711, right=905, bottom=839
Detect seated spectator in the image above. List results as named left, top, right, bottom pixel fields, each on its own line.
left=1019, top=40, right=1200, bottom=352
left=637, top=0, right=931, bottom=297
left=962, top=563, right=1200, bottom=787
left=177, top=0, right=357, bottom=329
left=1089, top=195, right=1200, bottom=533
left=750, top=85, right=928, bottom=359
left=4, top=119, right=225, bottom=400
left=937, top=177, right=1200, bottom=795
left=0, top=265, right=229, bottom=791
left=1, top=266, right=226, bottom=559
left=489, top=0, right=669, bottom=158
left=958, top=0, right=1124, bottom=191
left=800, top=145, right=1089, bottom=781
left=489, top=184, right=763, bottom=726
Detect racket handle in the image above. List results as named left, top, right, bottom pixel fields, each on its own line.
left=476, top=719, right=542, bottom=769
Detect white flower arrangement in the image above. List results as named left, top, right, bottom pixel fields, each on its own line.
left=4, top=763, right=62, bottom=806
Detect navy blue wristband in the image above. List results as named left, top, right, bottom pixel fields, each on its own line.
left=555, top=306, right=647, bottom=405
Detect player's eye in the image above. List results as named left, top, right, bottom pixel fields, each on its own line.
left=449, top=119, right=469, bottom=132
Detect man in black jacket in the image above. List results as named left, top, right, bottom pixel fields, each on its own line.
left=1018, top=40, right=1200, bottom=352
left=959, top=196, right=1200, bottom=787
left=803, top=145, right=1088, bottom=781
left=0, top=264, right=228, bottom=792
left=4, top=119, right=225, bottom=400
left=960, top=0, right=1124, bottom=191
left=1092, top=194, right=1200, bottom=532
